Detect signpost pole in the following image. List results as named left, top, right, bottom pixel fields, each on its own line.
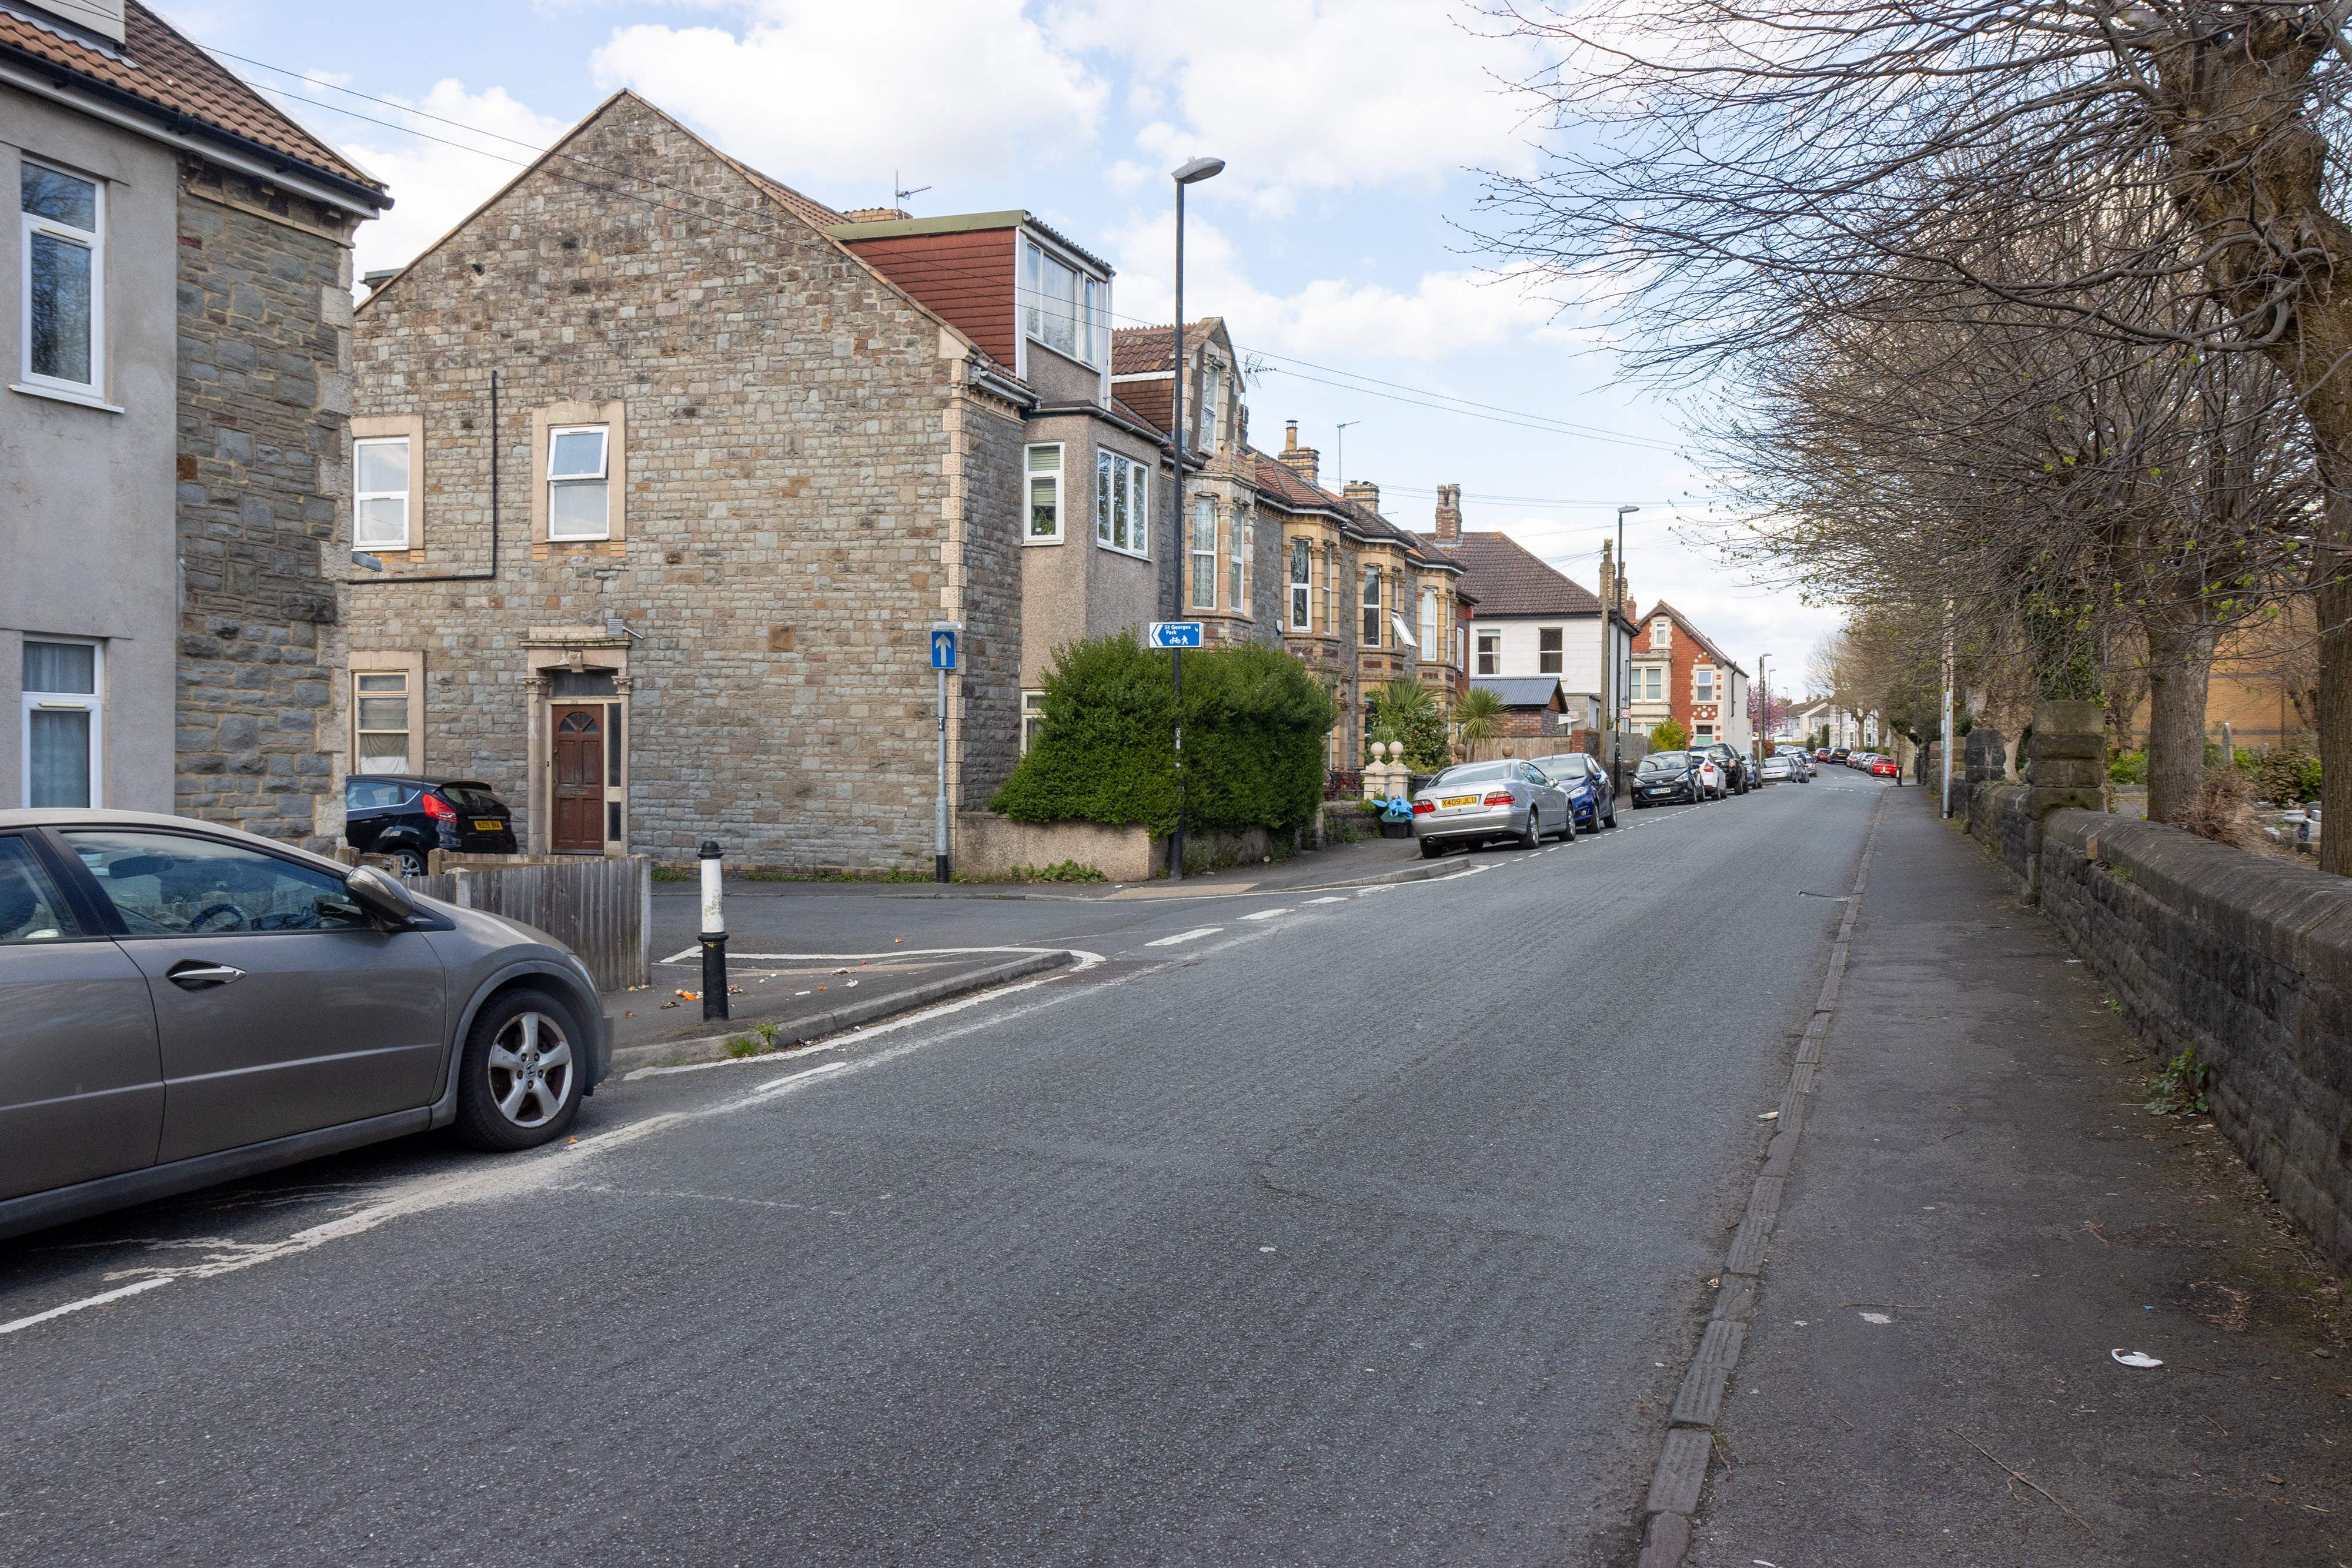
left=931, top=622, right=960, bottom=882
left=1172, top=646, right=1185, bottom=881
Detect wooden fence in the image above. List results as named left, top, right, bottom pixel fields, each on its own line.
left=396, top=855, right=651, bottom=992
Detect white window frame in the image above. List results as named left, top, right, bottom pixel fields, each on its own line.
left=1695, top=665, right=1716, bottom=703
left=1202, top=363, right=1224, bottom=452
left=1419, top=588, right=1439, bottom=656
left=1651, top=617, right=1671, bottom=650
left=546, top=424, right=610, bottom=541
left=18, top=160, right=105, bottom=401
left=1020, top=690, right=1046, bottom=754
left=1025, top=443, right=1064, bottom=544
left=352, top=669, right=413, bottom=775
left=1190, top=497, right=1217, bottom=609
left=1024, top=240, right=1097, bottom=366
left=21, top=636, right=102, bottom=809
left=1476, top=630, right=1501, bottom=676
left=353, top=436, right=413, bottom=550
left=1228, top=507, right=1244, bottom=610
left=1362, top=567, right=1382, bottom=648
left=1095, top=448, right=1149, bottom=560
left=1538, top=625, right=1564, bottom=676
left=1288, top=539, right=1311, bottom=630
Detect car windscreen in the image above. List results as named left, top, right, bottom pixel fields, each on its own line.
left=1636, top=753, right=1688, bottom=773
left=1429, top=763, right=1513, bottom=789
left=437, top=782, right=506, bottom=814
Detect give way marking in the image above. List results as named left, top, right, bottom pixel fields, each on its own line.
left=1144, top=927, right=1222, bottom=947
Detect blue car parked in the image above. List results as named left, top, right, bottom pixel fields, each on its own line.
left=1531, top=752, right=1619, bottom=832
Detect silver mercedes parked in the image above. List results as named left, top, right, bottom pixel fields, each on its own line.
left=1410, top=760, right=1571, bottom=857
left=0, top=810, right=611, bottom=1241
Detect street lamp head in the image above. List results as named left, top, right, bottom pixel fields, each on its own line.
left=1617, top=504, right=1640, bottom=518
left=1173, top=156, right=1227, bottom=185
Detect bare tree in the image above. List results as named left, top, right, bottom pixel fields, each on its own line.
left=1479, top=1, right=2352, bottom=865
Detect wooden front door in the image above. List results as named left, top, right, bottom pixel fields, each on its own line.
left=552, top=706, right=603, bottom=854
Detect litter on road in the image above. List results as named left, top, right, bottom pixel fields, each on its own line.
left=2112, top=1349, right=2163, bottom=1368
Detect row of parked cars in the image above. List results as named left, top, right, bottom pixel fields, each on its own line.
left=1820, top=747, right=1902, bottom=778
left=1406, top=741, right=1830, bottom=856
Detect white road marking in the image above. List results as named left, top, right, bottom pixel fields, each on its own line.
left=1305, top=897, right=1348, bottom=905
left=1144, top=927, right=1223, bottom=947
left=1240, top=908, right=1289, bottom=921
left=0, top=1275, right=173, bottom=1336
left=659, top=944, right=1065, bottom=967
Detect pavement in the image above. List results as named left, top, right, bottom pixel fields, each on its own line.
left=1686, top=786, right=2352, bottom=1566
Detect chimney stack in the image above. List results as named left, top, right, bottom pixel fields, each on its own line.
left=1432, top=483, right=1462, bottom=544
left=1343, top=481, right=1381, bottom=513
left=1279, top=419, right=1320, bottom=489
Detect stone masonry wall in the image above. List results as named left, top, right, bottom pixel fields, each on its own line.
left=2034, top=811, right=2352, bottom=1275
left=352, top=94, right=1013, bottom=868
left=174, top=160, right=356, bottom=852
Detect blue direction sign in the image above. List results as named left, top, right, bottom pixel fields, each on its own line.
left=1149, top=621, right=1204, bottom=649
left=930, top=627, right=958, bottom=670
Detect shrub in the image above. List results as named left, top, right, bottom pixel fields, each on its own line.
left=1366, top=681, right=1450, bottom=771
left=2107, top=747, right=2147, bottom=785
left=989, top=633, right=1337, bottom=834
left=1648, top=718, right=1689, bottom=751
left=2181, top=767, right=2273, bottom=854
left=2239, top=745, right=2321, bottom=804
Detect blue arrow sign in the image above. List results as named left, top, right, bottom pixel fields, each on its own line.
left=931, top=629, right=957, bottom=670
left=1149, top=621, right=1204, bottom=649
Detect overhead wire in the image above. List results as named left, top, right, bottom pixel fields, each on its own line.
left=214, top=42, right=1688, bottom=458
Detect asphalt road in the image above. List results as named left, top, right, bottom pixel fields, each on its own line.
left=0, top=771, right=1889, bottom=1566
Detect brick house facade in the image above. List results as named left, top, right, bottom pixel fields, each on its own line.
left=350, top=93, right=1039, bottom=870
left=1, top=0, right=385, bottom=847
left=1626, top=600, right=1752, bottom=752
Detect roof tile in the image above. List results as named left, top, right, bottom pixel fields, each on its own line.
left=1436, top=532, right=1601, bottom=617
left=0, top=1, right=382, bottom=195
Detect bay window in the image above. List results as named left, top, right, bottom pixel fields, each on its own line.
left=1191, top=498, right=1217, bottom=607
left=1361, top=567, right=1381, bottom=647
left=1289, top=539, right=1311, bottom=629
left=1228, top=509, right=1243, bottom=609
left=1096, top=449, right=1148, bottom=556
left=1420, top=589, right=1439, bottom=656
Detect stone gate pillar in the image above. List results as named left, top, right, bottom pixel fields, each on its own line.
left=2021, top=701, right=2106, bottom=901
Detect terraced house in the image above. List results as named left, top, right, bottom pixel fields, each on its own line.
left=1, top=0, right=386, bottom=845
left=1259, top=423, right=1469, bottom=769
left=348, top=92, right=1176, bottom=868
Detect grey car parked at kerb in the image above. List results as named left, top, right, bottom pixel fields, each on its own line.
left=0, top=810, right=612, bottom=1241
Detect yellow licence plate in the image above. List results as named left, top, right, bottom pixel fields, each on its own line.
left=1441, top=795, right=1476, bottom=808
left=475, top=820, right=503, bottom=831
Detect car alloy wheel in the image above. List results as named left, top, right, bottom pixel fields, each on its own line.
left=396, top=847, right=427, bottom=877
left=455, top=988, right=585, bottom=1151
left=488, top=1009, right=574, bottom=1129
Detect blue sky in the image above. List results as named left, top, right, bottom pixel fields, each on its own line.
left=179, top=0, right=1831, bottom=690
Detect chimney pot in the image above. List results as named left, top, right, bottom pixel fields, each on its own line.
left=1277, top=420, right=1320, bottom=489
left=1344, top=480, right=1381, bottom=514
left=1433, top=483, right=1462, bottom=544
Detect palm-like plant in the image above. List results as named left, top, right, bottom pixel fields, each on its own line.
left=1455, top=686, right=1506, bottom=761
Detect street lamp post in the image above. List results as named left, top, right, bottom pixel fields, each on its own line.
left=1168, top=154, right=1223, bottom=882
left=1756, top=653, right=1772, bottom=778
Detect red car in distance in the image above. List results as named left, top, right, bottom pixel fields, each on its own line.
left=1869, top=754, right=1900, bottom=778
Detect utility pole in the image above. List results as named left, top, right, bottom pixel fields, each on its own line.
left=1612, top=506, right=1638, bottom=785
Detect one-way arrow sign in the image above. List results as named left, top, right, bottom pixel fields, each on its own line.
left=1149, top=621, right=1204, bottom=649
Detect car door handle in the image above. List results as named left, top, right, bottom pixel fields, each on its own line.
left=166, top=961, right=246, bottom=989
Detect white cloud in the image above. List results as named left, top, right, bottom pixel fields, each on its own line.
left=1107, top=213, right=1572, bottom=360
left=588, top=0, right=1107, bottom=193
left=336, top=82, right=572, bottom=280
left=1058, top=0, right=1548, bottom=213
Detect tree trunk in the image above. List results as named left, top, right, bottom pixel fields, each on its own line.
left=2141, top=616, right=2217, bottom=827
left=2317, top=534, right=2352, bottom=875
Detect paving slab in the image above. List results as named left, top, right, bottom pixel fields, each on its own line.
left=1686, top=789, right=2351, bottom=1567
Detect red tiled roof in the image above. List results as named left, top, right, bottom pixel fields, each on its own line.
left=1638, top=601, right=1746, bottom=674
left=726, top=160, right=846, bottom=232
left=1111, top=320, right=1218, bottom=376
left=0, top=1, right=383, bottom=196
left=1249, top=452, right=1457, bottom=571
left=1439, top=532, right=1601, bottom=617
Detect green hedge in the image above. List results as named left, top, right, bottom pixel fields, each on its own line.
left=988, top=632, right=1337, bottom=834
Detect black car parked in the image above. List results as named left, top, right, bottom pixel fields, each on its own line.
left=345, top=776, right=517, bottom=874
left=1702, top=742, right=1755, bottom=794
left=1629, top=750, right=1709, bottom=807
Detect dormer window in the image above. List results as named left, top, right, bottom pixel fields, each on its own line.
left=1651, top=617, right=1671, bottom=650
left=1024, top=241, right=1101, bottom=365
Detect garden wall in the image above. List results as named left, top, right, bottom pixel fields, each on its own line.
left=1965, top=796, right=2352, bottom=1273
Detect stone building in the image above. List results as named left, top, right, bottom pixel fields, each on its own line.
left=1627, top=600, right=1752, bottom=751
left=1258, top=424, right=1469, bottom=769
left=349, top=93, right=1172, bottom=867
left=1428, top=498, right=1612, bottom=744
left=1, top=0, right=385, bottom=845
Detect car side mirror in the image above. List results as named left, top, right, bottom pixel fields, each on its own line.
left=343, top=864, right=416, bottom=927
